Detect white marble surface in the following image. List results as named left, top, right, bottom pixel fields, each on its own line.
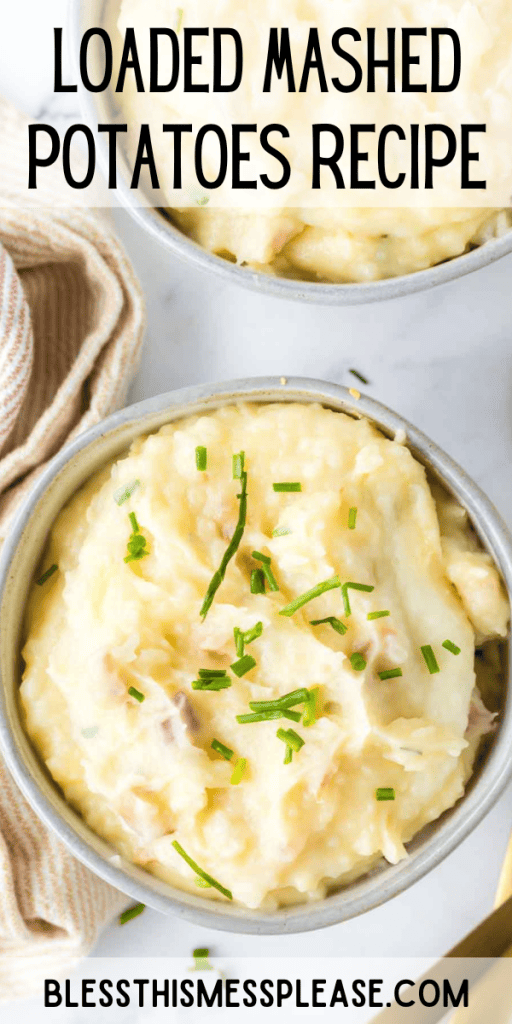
left=3, top=0, right=512, bottom=981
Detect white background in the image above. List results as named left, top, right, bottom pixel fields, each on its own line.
left=3, top=0, right=512, bottom=996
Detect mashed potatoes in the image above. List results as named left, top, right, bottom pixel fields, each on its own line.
left=21, top=403, right=509, bottom=909
left=114, top=0, right=512, bottom=283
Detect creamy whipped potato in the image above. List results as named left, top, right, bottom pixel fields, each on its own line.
left=21, top=404, right=509, bottom=909
left=114, top=0, right=512, bottom=283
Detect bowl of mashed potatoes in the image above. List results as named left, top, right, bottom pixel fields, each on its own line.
left=0, top=378, right=511, bottom=932
left=71, top=0, right=512, bottom=302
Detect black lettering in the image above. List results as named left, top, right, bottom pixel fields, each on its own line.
left=80, top=29, right=113, bottom=93
left=133, top=980, right=149, bottom=1007
left=180, top=979, right=194, bottom=1008
left=44, top=981, right=62, bottom=1008
left=410, top=123, right=419, bottom=188
left=162, top=124, right=193, bottom=188
left=98, top=124, right=127, bottom=187
left=332, top=29, right=362, bottom=92
left=116, top=28, right=144, bottom=92
left=197, top=978, right=223, bottom=1008
left=131, top=126, right=159, bottom=189
left=444, top=979, right=469, bottom=1009
left=313, top=979, right=326, bottom=1008
left=150, top=30, right=179, bottom=92
left=99, top=980, right=113, bottom=1008
left=260, top=980, right=274, bottom=1008
left=65, top=981, right=79, bottom=1008
left=28, top=125, right=60, bottom=188
left=330, top=980, right=349, bottom=1007
left=300, top=29, right=328, bottom=92
left=225, top=979, right=240, bottom=1007
left=260, top=124, right=291, bottom=189
left=312, top=124, right=344, bottom=189
left=351, top=124, right=375, bottom=188
left=402, top=28, right=427, bottom=92
left=263, top=28, right=296, bottom=92
left=425, top=125, right=457, bottom=187
left=432, top=29, right=461, bottom=92
left=243, top=979, right=257, bottom=1008
left=153, top=979, right=170, bottom=1006
left=461, top=125, right=486, bottom=188
left=63, top=125, right=96, bottom=189
left=232, top=125, right=257, bottom=188
left=369, top=980, right=383, bottom=1008
left=116, top=980, right=130, bottom=1008
left=395, top=980, right=415, bottom=1008
left=378, top=125, right=406, bottom=188
left=277, top=980, right=293, bottom=1006
left=352, top=979, right=366, bottom=1008
left=54, top=29, right=77, bottom=92
left=420, top=981, right=440, bottom=1007
left=367, top=28, right=396, bottom=92
left=184, top=28, right=209, bottom=92
left=213, top=29, right=243, bottom=92
left=195, top=125, right=228, bottom=188
left=82, top=981, right=96, bottom=1008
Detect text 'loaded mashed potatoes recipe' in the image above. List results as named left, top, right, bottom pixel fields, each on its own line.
left=114, top=0, right=512, bottom=283
left=21, top=404, right=509, bottom=910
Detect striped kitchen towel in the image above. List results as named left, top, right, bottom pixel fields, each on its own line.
left=0, top=96, right=146, bottom=1001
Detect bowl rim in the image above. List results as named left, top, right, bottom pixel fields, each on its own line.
left=1, top=375, right=512, bottom=935
left=70, top=0, right=512, bottom=306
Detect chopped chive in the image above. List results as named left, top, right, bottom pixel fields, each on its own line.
left=119, top=903, right=145, bottom=925
left=195, top=877, right=212, bottom=888
left=230, top=757, right=247, bottom=785
left=200, top=469, right=248, bottom=619
left=234, top=627, right=245, bottom=658
left=283, top=709, right=302, bottom=723
left=250, top=568, right=266, bottom=594
left=442, top=639, right=461, bottom=656
left=280, top=576, right=340, bottom=617
left=378, top=668, right=403, bottom=681
left=211, top=739, right=234, bottom=761
left=341, top=581, right=375, bottom=617
left=36, top=564, right=58, bottom=586
left=192, top=679, right=232, bottom=691
left=125, top=513, right=149, bottom=564
left=249, top=688, right=310, bottom=712
left=276, top=728, right=304, bottom=753
left=350, top=653, right=367, bottom=672
left=198, top=669, right=227, bottom=679
left=252, top=550, right=271, bottom=565
left=261, top=563, right=279, bottom=592
left=368, top=611, right=390, bottom=621
left=193, top=947, right=210, bottom=959
left=237, top=710, right=285, bottom=724
left=175, top=6, right=184, bottom=32
left=310, top=615, right=347, bottom=636
left=129, top=511, right=139, bottom=533
left=128, top=686, right=145, bottom=703
left=244, top=621, right=263, bottom=644
left=421, top=645, right=440, bottom=674
left=303, top=687, right=319, bottom=728
left=172, top=840, right=232, bottom=900
left=348, top=507, right=358, bottom=530
left=272, top=526, right=291, bottom=537
left=349, top=369, right=369, bottom=385
left=376, top=788, right=395, bottom=801
left=195, top=446, right=207, bottom=471
left=192, top=947, right=213, bottom=970
left=231, top=655, right=256, bottom=678
left=284, top=745, right=293, bottom=764
left=114, top=480, right=140, bottom=506
left=232, top=451, right=245, bottom=480
left=273, top=482, right=302, bottom=493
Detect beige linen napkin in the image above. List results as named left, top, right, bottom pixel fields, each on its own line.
left=0, top=97, right=146, bottom=1000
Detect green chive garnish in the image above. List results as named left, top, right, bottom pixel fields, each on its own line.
left=277, top=728, right=304, bottom=753
left=200, top=467, right=247, bottom=618
left=196, top=447, right=207, bottom=471
left=195, top=878, right=212, bottom=888
left=128, top=686, right=145, bottom=703
left=342, top=582, right=375, bottom=617
left=249, top=688, right=310, bottom=712
left=175, top=7, right=184, bottom=32
left=231, top=655, right=256, bottom=678
left=280, top=576, right=340, bottom=617
left=172, top=841, right=232, bottom=900
left=421, top=645, right=440, bottom=675
left=230, top=757, right=247, bottom=785
left=234, top=627, right=245, bottom=657
left=36, top=564, right=58, bottom=586
left=378, top=668, right=403, bottom=681
left=350, top=653, right=367, bottom=672
left=443, top=640, right=461, bottom=656
left=237, top=708, right=301, bottom=724
left=125, top=513, right=149, bottom=563
left=243, top=621, right=263, bottom=644
left=250, top=569, right=266, bottom=594
left=349, top=369, right=369, bottom=385
left=192, top=678, right=231, bottom=691
left=284, top=745, right=293, bottom=764
left=273, top=482, right=302, bottom=492
left=114, top=480, right=140, bottom=506
left=376, top=788, right=395, bottom=801
left=211, top=739, right=234, bottom=761
left=310, top=616, right=347, bottom=635
left=348, top=507, right=358, bottom=530
left=272, top=527, right=291, bottom=537
left=198, top=669, right=227, bottom=679
left=232, top=451, right=245, bottom=480
left=252, top=550, right=271, bottom=564
left=129, top=511, right=139, bottom=532
left=192, top=947, right=213, bottom=970
left=119, top=903, right=145, bottom=925
left=368, top=611, right=390, bottom=621
left=303, top=687, right=319, bottom=728
left=261, top=563, right=279, bottom=592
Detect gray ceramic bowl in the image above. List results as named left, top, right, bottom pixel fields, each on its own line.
left=1, top=377, right=512, bottom=934
left=71, top=1, right=512, bottom=305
